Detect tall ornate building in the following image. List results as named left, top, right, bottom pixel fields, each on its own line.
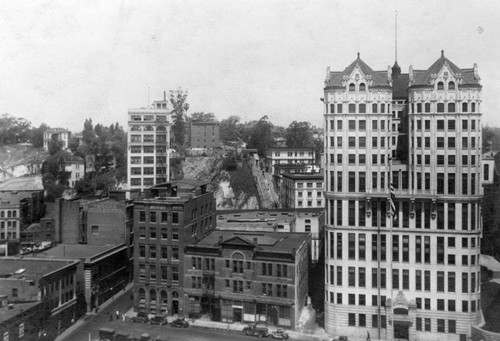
left=323, top=52, right=482, bottom=341
left=127, top=95, right=172, bottom=192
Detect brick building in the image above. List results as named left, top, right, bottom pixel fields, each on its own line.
left=216, top=208, right=325, bottom=264
left=39, top=244, right=129, bottom=313
left=0, top=257, right=83, bottom=341
left=189, top=120, right=220, bottom=149
left=132, top=180, right=216, bottom=316
left=183, top=230, right=310, bottom=329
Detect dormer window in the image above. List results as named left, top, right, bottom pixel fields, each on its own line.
left=448, top=81, right=455, bottom=90
left=349, top=83, right=355, bottom=91
left=437, top=81, right=444, bottom=90
left=359, top=83, right=366, bottom=91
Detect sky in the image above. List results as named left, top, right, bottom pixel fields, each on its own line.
left=0, top=0, right=499, bottom=132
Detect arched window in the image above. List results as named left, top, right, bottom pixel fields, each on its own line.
left=348, top=104, right=356, bottom=113
left=381, top=104, right=385, bottom=113
left=359, top=83, right=366, bottom=91
left=448, top=103, right=456, bottom=113
left=0, top=211, right=3, bottom=218
left=359, top=104, right=366, bottom=113
left=12, top=211, right=16, bottom=218
left=337, top=103, right=343, bottom=113
left=448, top=81, right=455, bottom=90
left=139, top=288, right=146, bottom=303
left=437, top=103, right=445, bottom=113
left=471, top=103, right=476, bottom=113
left=131, top=125, right=141, bottom=131
left=424, top=103, right=431, bottom=113
left=144, top=126, right=154, bottom=131
left=156, top=126, right=166, bottom=132
left=172, top=291, right=179, bottom=299
left=348, top=83, right=355, bottom=91
left=372, top=103, right=378, bottom=113
left=437, top=81, right=444, bottom=90
left=416, top=103, right=422, bottom=113
left=161, top=291, right=168, bottom=314
left=462, top=103, right=468, bottom=112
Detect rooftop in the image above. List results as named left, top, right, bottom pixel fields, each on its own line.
left=0, top=257, right=77, bottom=281
left=0, top=191, right=40, bottom=207
left=195, top=230, right=309, bottom=253
left=35, top=243, right=125, bottom=262
left=0, top=177, right=44, bottom=191
left=45, top=128, right=70, bottom=134
left=0, top=301, right=42, bottom=323
left=282, top=173, right=324, bottom=180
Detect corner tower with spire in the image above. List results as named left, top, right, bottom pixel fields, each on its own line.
left=323, top=51, right=483, bottom=341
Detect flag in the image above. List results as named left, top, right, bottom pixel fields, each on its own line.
left=389, top=182, right=397, bottom=221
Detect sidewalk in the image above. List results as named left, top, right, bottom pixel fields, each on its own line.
left=55, top=283, right=134, bottom=341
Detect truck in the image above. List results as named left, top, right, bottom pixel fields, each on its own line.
left=242, top=324, right=269, bottom=338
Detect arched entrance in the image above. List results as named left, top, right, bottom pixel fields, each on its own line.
left=161, top=291, right=168, bottom=315
left=172, top=291, right=179, bottom=314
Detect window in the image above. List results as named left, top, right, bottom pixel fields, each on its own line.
left=448, top=103, right=456, bottom=112
left=348, top=313, right=356, bottom=326
left=437, top=81, right=444, bottom=90
left=349, top=104, right=355, bottom=113
left=437, top=319, right=445, bottom=333
left=359, top=83, right=366, bottom=91
left=349, top=83, right=355, bottom=91
left=359, top=104, right=366, bottom=113
left=91, top=225, right=99, bottom=235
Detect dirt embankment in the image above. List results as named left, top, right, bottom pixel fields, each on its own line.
left=181, top=156, right=259, bottom=210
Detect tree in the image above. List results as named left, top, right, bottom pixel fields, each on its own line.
left=30, top=123, right=49, bottom=148
left=0, top=114, right=32, bottom=145
left=285, top=121, right=313, bottom=148
left=220, top=115, right=243, bottom=143
left=169, top=89, right=190, bottom=148
left=248, top=116, right=274, bottom=157
left=47, top=134, right=64, bottom=155
left=190, top=112, right=216, bottom=122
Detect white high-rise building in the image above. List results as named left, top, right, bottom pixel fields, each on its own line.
left=127, top=96, right=172, bottom=192
left=323, top=52, right=482, bottom=341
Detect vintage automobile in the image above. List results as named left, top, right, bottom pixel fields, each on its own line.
left=331, top=336, right=349, bottom=341
left=132, top=312, right=149, bottom=324
left=150, top=315, right=168, bottom=325
left=242, top=324, right=269, bottom=338
left=171, top=318, right=189, bottom=328
left=98, top=327, right=115, bottom=341
left=271, top=328, right=289, bottom=339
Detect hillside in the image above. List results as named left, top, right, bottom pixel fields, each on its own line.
left=0, top=144, right=47, bottom=182
left=181, top=156, right=260, bottom=210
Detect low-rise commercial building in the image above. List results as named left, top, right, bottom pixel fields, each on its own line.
left=0, top=257, right=83, bottom=340
left=265, top=148, right=316, bottom=175
left=184, top=230, right=310, bottom=329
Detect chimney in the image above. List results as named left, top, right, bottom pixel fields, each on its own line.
left=253, top=237, right=258, bottom=245
left=164, top=90, right=167, bottom=102
left=409, top=66, right=414, bottom=82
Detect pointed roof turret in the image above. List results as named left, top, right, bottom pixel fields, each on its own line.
left=324, top=53, right=391, bottom=89
left=411, top=50, right=481, bottom=87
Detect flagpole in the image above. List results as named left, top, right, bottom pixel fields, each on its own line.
left=389, top=153, right=395, bottom=341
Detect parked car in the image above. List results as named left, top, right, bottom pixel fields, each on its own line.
left=331, top=337, right=349, bottom=341
left=271, top=328, right=289, bottom=339
left=150, top=315, right=168, bottom=326
left=171, top=318, right=189, bottom=328
left=98, top=327, right=115, bottom=341
left=132, top=312, right=149, bottom=324
left=242, top=324, right=269, bottom=338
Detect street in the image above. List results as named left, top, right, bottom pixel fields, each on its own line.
left=61, top=289, right=268, bottom=341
